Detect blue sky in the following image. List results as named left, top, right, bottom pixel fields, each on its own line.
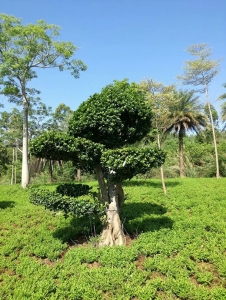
left=1, top=0, right=225, bottom=120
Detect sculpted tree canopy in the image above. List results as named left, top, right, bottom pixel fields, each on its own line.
left=68, top=80, right=152, bottom=148
left=0, top=14, right=87, bottom=188
left=30, top=79, right=165, bottom=246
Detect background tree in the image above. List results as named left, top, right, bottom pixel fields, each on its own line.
left=30, top=80, right=165, bottom=246
left=163, top=90, right=206, bottom=177
left=138, top=78, right=175, bottom=194
left=219, top=83, right=226, bottom=130
left=50, top=103, right=73, bottom=132
left=177, top=43, right=221, bottom=178
left=0, top=14, right=87, bottom=188
left=0, top=103, right=53, bottom=183
left=0, top=141, right=9, bottom=178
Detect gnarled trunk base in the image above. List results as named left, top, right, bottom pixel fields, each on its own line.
left=99, top=203, right=125, bottom=246
left=99, top=183, right=125, bottom=246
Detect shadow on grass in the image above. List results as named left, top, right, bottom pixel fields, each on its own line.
left=0, top=201, right=15, bottom=209
left=122, top=202, right=173, bottom=235
left=53, top=202, right=173, bottom=243
left=123, top=179, right=180, bottom=188
left=53, top=216, right=102, bottom=244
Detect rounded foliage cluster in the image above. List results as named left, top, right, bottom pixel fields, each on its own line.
left=30, top=131, right=104, bottom=169
left=68, top=79, right=153, bottom=148
left=56, top=183, right=92, bottom=197
left=101, top=147, right=166, bottom=181
left=29, top=187, right=105, bottom=219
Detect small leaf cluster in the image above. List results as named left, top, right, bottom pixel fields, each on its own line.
left=101, top=147, right=166, bottom=181
left=29, top=188, right=105, bottom=219
left=56, top=183, right=92, bottom=197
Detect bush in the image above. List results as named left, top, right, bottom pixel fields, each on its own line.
left=56, top=183, right=91, bottom=197
left=29, top=188, right=105, bottom=219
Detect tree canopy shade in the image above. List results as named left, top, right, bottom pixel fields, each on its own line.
left=0, top=14, right=87, bottom=188
left=30, top=79, right=165, bottom=246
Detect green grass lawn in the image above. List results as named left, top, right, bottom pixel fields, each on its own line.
left=1, top=178, right=226, bottom=299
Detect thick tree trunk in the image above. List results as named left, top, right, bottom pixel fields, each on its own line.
left=21, top=99, right=29, bottom=188
left=76, top=169, right=81, bottom=181
left=178, top=130, right=185, bottom=177
left=205, top=85, right=220, bottom=179
left=116, top=182, right=125, bottom=209
left=95, top=164, right=108, bottom=203
left=99, top=182, right=125, bottom=246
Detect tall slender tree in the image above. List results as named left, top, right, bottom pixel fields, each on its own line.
left=177, top=43, right=220, bottom=178
left=163, top=90, right=206, bottom=177
left=139, top=78, right=175, bottom=194
left=219, top=83, right=226, bottom=130
left=0, top=14, right=87, bottom=188
left=50, top=103, right=73, bottom=132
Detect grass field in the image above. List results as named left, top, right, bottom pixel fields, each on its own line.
left=1, top=178, right=226, bottom=299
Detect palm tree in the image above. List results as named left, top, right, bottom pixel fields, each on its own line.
left=163, top=90, right=206, bottom=177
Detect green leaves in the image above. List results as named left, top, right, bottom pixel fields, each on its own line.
left=56, top=183, right=92, bottom=197
left=177, top=43, right=220, bottom=92
left=30, top=131, right=105, bottom=170
left=0, top=13, right=87, bottom=103
left=68, top=79, right=153, bottom=148
left=29, top=187, right=105, bottom=219
left=101, top=147, right=166, bottom=181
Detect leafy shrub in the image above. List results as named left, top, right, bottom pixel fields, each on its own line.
left=56, top=183, right=91, bottom=197
left=29, top=188, right=105, bottom=219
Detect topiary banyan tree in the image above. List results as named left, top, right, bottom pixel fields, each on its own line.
left=30, top=79, right=166, bottom=246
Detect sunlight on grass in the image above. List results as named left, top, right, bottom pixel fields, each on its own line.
left=0, top=179, right=226, bottom=299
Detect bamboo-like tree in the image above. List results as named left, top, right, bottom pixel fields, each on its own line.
left=177, top=44, right=221, bottom=178
left=163, top=90, right=206, bottom=177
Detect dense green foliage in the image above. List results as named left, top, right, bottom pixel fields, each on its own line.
left=0, top=144, right=9, bottom=176
left=1, top=178, right=226, bottom=299
left=68, top=79, right=153, bottom=148
left=30, top=131, right=104, bottom=170
left=56, top=183, right=92, bottom=197
left=30, top=80, right=165, bottom=186
left=101, top=147, right=166, bottom=182
left=29, top=188, right=105, bottom=220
